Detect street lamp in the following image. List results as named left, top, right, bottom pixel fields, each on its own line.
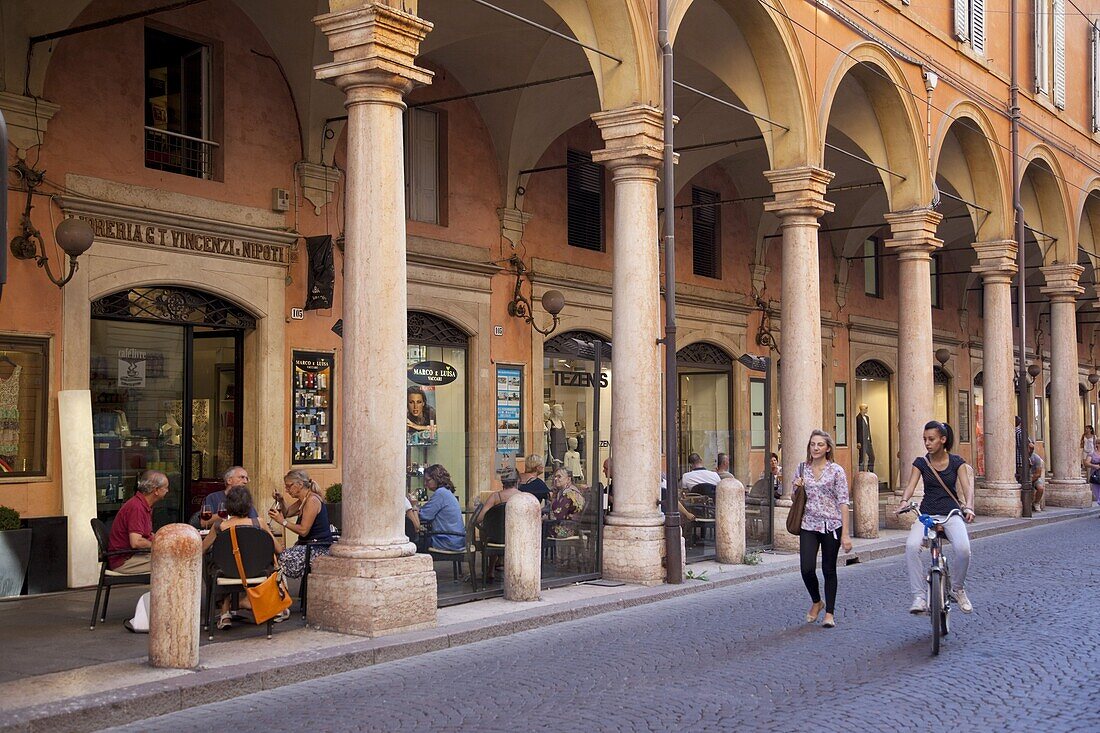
left=934, top=348, right=951, bottom=367
left=506, top=255, right=565, bottom=335
left=1026, top=362, right=1042, bottom=385
left=10, top=215, right=94, bottom=288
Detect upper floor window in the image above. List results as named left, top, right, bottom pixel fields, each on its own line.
left=863, top=237, right=883, bottom=298
left=567, top=149, right=605, bottom=252
left=692, top=187, right=721, bottom=279
left=1035, top=0, right=1067, bottom=109
left=404, top=107, right=442, bottom=225
left=144, top=28, right=217, bottom=179
left=954, top=0, right=986, bottom=55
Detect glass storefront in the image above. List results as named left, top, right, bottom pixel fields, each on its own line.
left=854, top=360, right=892, bottom=489
left=973, top=373, right=985, bottom=476
left=0, top=335, right=49, bottom=477
left=933, top=366, right=950, bottom=425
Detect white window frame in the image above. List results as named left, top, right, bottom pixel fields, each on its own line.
left=1036, top=0, right=1050, bottom=95
left=954, top=0, right=985, bottom=55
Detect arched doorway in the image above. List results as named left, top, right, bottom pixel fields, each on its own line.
left=542, top=330, right=612, bottom=485
left=676, top=342, right=733, bottom=475
left=855, top=359, right=892, bottom=491
left=89, top=286, right=254, bottom=528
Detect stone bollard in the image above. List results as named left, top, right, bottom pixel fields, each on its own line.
left=853, top=472, right=879, bottom=539
left=149, top=523, right=202, bottom=669
left=504, top=493, right=541, bottom=601
left=772, top=497, right=800, bottom=552
left=716, top=477, right=746, bottom=564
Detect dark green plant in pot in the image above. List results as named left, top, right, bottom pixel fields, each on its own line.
left=0, top=506, right=20, bottom=532
left=325, top=483, right=342, bottom=504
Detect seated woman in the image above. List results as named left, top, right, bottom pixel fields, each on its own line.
left=473, top=468, right=521, bottom=582
left=267, top=468, right=334, bottom=580
left=202, top=486, right=277, bottom=630
left=415, top=464, right=466, bottom=553
left=547, top=467, right=585, bottom=539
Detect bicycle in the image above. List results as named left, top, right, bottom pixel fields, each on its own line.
left=897, top=502, right=965, bottom=656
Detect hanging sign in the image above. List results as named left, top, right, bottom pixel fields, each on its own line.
left=408, top=361, right=458, bottom=386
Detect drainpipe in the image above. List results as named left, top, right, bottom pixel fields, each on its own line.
left=0, top=111, right=7, bottom=304
left=659, top=0, right=683, bottom=583
left=1011, top=0, right=1034, bottom=516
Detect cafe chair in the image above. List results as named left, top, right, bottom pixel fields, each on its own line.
left=89, top=518, right=150, bottom=630
left=299, top=538, right=335, bottom=620
left=424, top=521, right=470, bottom=582
left=477, top=505, right=506, bottom=583
left=205, top=526, right=278, bottom=640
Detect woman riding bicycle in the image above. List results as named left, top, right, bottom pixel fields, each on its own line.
left=899, top=421, right=975, bottom=615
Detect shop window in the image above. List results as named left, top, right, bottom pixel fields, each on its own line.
left=933, top=366, right=950, bottom=424
left=144, top=27, right=216, bottom=179
left=691, top=187, right=721, bottom=279
left=404, top=107, right=442, bottom=225
left=863, top=237, right=882, bottom=297
left=855, top=360, right=892, bottom=484
left=750, top=378, right=765, bottom=449
left=567, top=149, right=604, bottom=252
left=834, top=384, right=847, bottom=446
left=953, top=0, right=985, bottom=55
left=973, top=372, right=985, bottom=476
left=677, top=343, right=733, bottom=474
left=0, top=335, right=49, bottom=477
left=930, top=254, right=941, bottom=308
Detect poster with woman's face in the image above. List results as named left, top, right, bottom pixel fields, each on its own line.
left=407, top=385, right=438, bottom=445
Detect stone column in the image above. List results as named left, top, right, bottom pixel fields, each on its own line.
left=972, top=241, right=1022, bottom=516
left=590, top=105, right=666, bottom=585
left=307, top=3, right=438, bottom=636
left=1041, top=264, right=1092, bottom=507
left=883, top=209, right=943, bottom=528
left=763, top=167, right=834, bottom=551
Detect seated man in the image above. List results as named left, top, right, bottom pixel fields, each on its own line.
left=681, top=452, right=720, bottom=493
left=200, top=466, right=257, bottom=529
left=107, top=470, right=169, bottom=574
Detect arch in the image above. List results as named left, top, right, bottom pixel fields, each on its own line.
left=544, top=329, right=613, bottom=360
left=819, top=43, right=932, bottom=211
left=1021, top=144, right=1075, bottom=265
left=677, top=341, right=734, bottom=367
left=87, top=267, right=271, bottom=320
left=855, top=359, right=893, bottom=380
left=407, top=310, right=470, bottom=346
left=1074, top=180, right=1100, bottom=270
left=933, top=101, right=1011, bottom=242
left=91, top=286, right=257, bottom=329
left=669, top=0, right=815, bottom=170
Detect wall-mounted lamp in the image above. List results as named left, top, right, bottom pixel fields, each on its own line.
left=9, top=162, right=93, bottom=288
left=1088, top=370, right=1099, bottom=392
left=934, top=348, right=950, bottom=367
left=506, top=255, right=564, bottom=336
left=1026, top=362, right=1042, bottom=386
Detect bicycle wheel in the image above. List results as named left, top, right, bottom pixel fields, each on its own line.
left=930, top=570, right=944, bottom=656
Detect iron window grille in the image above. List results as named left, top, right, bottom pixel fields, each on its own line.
left=91, top=287, right=256, bottom=330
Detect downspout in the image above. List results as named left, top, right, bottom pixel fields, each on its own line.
left=659, top=0, right=683, bottom=583
left=0, top=111, right=7, bottom=304
left=1011, top=0, right=1034, bottom=516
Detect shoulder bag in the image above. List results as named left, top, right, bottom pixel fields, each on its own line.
left=785, top=462, right=807, bottom=536
left=229, top=525, right=292, bottom=624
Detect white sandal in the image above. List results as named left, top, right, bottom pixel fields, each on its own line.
left=217, top=612, right=232, bottom=630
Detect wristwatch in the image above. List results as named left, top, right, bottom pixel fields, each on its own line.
left=281, top=519, right=288, bottom=527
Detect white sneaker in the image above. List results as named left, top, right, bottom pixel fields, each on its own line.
left=909, top=596, right=928, bottom=614
left=1032, top=504, right=1042, bottom=512
left=951, top=588, right=973, bottom=613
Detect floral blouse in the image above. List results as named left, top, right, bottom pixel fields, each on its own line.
left=798, top=461, right=850, bottom=534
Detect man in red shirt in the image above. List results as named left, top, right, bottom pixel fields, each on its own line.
left=107, top=470, right=169, bottom=574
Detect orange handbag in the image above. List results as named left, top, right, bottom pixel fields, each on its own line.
left=229, top=525, right=292, bottom=624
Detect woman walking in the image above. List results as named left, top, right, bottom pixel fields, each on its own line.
left=1086, top=442, right=1100, bottom=506
left=793, top=429, right=851, bottom=628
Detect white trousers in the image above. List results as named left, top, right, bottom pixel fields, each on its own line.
left=905, top=514, right=971, bottom=596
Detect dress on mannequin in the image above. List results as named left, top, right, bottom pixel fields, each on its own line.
left=548, top=404, right=567, bottom=465
left=564, top=437, right=584, bottom=482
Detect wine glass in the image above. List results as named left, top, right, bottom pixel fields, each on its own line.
left=217, top=502, right=228, bottom=520
left=200, top=505, right=212, bottom=522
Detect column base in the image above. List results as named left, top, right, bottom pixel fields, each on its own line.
left=772, top=501, right=799, bottom=552
left=601, top=524, right=666, bottom=586
left=975, top=481, right=1022, bottom=517
left=306, top=553, right=437, bottom=637
left=1045, top=479, right=1092, bottom=508
left=884, top=489, right=919, bottom=529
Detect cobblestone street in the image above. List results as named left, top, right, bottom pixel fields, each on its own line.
left=108, top=517, right=1100, bottom=733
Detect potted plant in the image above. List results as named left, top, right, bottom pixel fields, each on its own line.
left=0, top=506, right=32, bottom=598
left=325, top=483, right=342, bottom=535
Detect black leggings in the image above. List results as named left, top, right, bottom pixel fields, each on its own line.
left=799, top=529, right=841, bottom=613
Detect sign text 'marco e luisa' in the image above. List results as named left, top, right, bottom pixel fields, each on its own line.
left=75, top=215, right=289, bottom=264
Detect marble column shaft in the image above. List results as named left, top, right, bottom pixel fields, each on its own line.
left=972, top=241, right=1021, bottom=516
left=1041, top=264, right=1091, bottom=507
left=591, top=105, right=666, bottom=585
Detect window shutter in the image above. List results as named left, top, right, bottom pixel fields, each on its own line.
left=567, top=149, right=604, bottom=251
left=954, top=0, right=970, bottom=42
left=1036, top=0, right=1049, bottom=94
left=404, top=109, right=440, bottom=225
left=970, top=0, right=985, bottom=54
left=1053, top=0, right=1066, bottom=108
left=691, top=187, right=720, bottom=279
left=1092, top=23, right=1100, bottom=131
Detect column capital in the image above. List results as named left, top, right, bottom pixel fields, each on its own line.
left=971, top=240, right=1018, bottom=282
left=591, top=104, right=665, bottom=171
left=763, top=166, right=835, bottom=219
left=314, top=3, right=434, bottom=96
left=1040, top=263, right=1085, bottom=301
left=884, top=209, right=942, bottom=257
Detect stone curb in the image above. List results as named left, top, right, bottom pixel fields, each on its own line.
left=1, top=508, right=1095, bottom=733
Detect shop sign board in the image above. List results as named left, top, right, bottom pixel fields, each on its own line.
left=408, top=361, right=458, bottom=386
left=70, top=215, right=290, bottom=265
left=117, top=348, right=147, bottom=388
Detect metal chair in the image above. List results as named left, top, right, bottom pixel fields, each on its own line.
left=477, top=505, right=506, bottom=583
left=89, top=518, right=150, bottom=630
left=204, top=525, right=278, bottom=640
left=299, top=538, right=335, bottom=619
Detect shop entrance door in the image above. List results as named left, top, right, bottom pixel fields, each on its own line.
left=90, top=287, right=253, bottom=529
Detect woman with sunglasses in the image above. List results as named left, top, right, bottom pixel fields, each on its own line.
left=898, top=421, right=975, bottom=615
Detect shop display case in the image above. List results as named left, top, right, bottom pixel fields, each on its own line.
left=292, top=351, right=334, bottom=464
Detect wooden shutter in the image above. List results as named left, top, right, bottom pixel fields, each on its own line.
left=1053, top=0, right=1066, bottom=109
left=691, top=187, right=720, bottom=279
left=567, top=149, right=604, bottom=251
left=970, top=0, right=985, bottom=54
left=954, top=0, right=970, bottom=42
left=1036, top=0, right=1049, bottom=94
left=405, top=109, right=440, bottom=224
left=1092, top=23, right=1100, bottom=131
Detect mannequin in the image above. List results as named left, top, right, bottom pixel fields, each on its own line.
left=564, top=436, right=584, bottom=483
left=543, top=403, right=552, bottom=468
left=160, top=412, right=182, bottom=446
left=547, top=404, right=567, bottom=465
left=856, top=403, right=875, bottom=473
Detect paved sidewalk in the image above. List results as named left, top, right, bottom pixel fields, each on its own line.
left=0, top=506, right=1094, bottom=732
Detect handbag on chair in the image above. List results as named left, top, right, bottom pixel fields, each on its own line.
left=229, top=525, right=292, bottom=624
left=785, top=462, right=807, bottom=536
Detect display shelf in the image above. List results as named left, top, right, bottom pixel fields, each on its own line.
left=292, top=351, right=334, bottom=464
